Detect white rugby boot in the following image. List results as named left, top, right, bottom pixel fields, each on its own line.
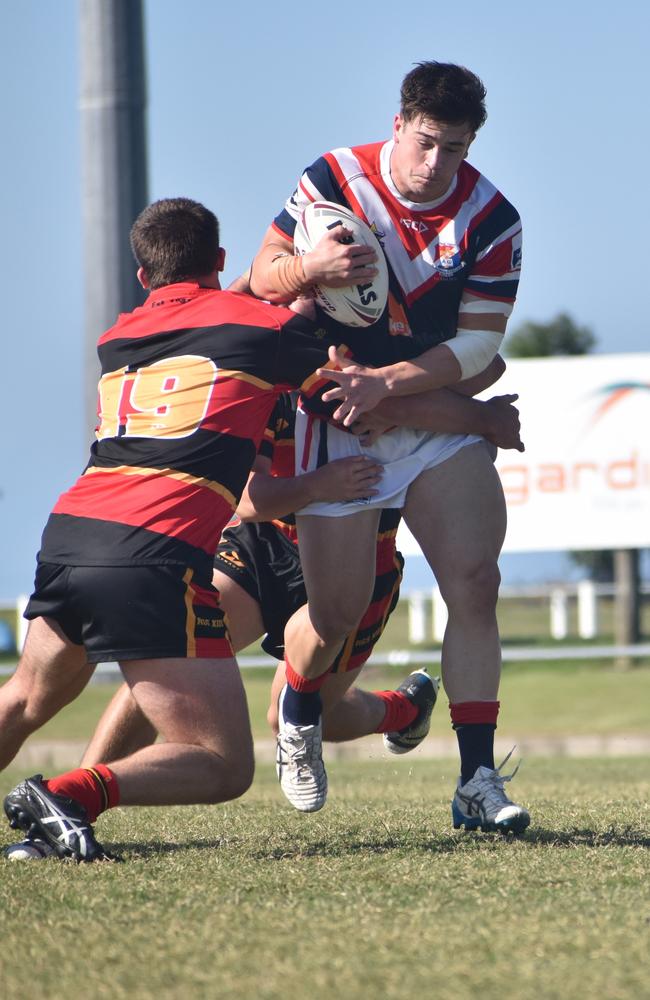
left=276, top=686, right=328, bottom=813
left=452, top=749, right=530, bottom=834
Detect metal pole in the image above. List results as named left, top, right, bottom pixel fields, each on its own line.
left=79, top=0, right=148, bottom=437
left=614, top=548, right=640, bottom=667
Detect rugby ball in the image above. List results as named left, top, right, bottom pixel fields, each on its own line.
left=294, top=201, right=388, bottom=327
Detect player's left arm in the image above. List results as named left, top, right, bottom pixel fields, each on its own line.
left=349, top=354, right=504, bottom=436
left=321, top=221, right=522, bottom=425
left=317, top=340, right=471, bottom=426
left=451, top=353, right=506, bottom=397
left=348, top=362, right=524, bottom=452
left=320, top=295, right=512, bottom=424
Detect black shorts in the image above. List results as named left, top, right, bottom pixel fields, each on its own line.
left=215, top=522, right=305, bottom=660
left=214, top=520, right=403, bottom=670
left=25, top=561, right=233, bottom=663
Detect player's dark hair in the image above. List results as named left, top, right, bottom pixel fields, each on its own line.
left=400, top=61, right=487, bottom=133
left=130, top=197, right=220, bottom=289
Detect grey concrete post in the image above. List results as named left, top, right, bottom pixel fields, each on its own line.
left=79, top=0, right=148, bottom=436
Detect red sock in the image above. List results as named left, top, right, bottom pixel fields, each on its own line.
left=285, top=660, right=331, bottom=692
left=373, top=690, right=418, bottom=733
left=449, top=701, right=500, bottom=726
left=43, top=765, right=120, bottom=823
left=449, top=702, right=500, bottom=784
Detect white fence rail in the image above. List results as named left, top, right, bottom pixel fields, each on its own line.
left=2, top=643, right=650, bottom=679
left=416, top=581, right=650, bottom=644
left=1, top=583, right=649, bottom=672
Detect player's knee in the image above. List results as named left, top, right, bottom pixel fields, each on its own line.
left=205, top=749, right=255, bottom=802
left=443, top=558, right=501, bottom=614
left=310, top=616, right=350, bottom=647
left=9, top=683, right=53, bottom=733
left=309, top=597, right=367, bottom=644
left=225, top=758, right=255, bottom=800
left=1, top=687, right=31, bottom=731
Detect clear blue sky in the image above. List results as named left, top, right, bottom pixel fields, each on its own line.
left=1, top=1, right=648, bottom=597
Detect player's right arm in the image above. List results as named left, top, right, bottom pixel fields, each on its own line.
left=235, top=453, right=383, bottom=522
left=249, top=226, right=377, bottom=303
left=250, top=155, right=378, bottom=302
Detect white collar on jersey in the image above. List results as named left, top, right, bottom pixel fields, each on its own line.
left=380, top=139, right=458, bottom=212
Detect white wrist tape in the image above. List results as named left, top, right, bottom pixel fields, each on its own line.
left=446, top=328, right=504, bottom=380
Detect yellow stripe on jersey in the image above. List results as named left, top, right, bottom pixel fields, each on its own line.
left=377, top=553, right=404, bottom=636
left=335, top=629, right=358, bottom=673
left=183, top=568, right=197, bottom=658
left=217, top=368, right=274, bottom=390
left=300, top=344, right=350, bottom=394
left=376, top=526, right=399, bottom=543
left=83, top=465, right=238, bottom=510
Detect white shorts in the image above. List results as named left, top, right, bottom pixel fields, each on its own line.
left=294, top=408, right=483, bottom=517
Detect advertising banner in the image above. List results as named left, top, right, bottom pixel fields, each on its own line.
left=397, top=353, right=650, bottom=554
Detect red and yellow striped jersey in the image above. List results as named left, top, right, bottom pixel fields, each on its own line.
left=39, top=283, right=333, bottom=576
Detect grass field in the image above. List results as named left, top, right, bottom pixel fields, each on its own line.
left=1, top=662, right=649, bottom=999
left=0, top=757, right=648, bottom=1000
left=11, top=659, right=650, bottom=750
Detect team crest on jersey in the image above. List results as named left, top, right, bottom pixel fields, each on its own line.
left=370, top=222, right=385, bottom=245
left=434, top=244, right=465, bottom=278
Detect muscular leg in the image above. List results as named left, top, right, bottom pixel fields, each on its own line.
left=0, top=617, right=94, bottom=770
left=276, top=509, right=385, bottom=810
left=283, top=509, right=381, bottom=678
left=3, top=649, right=254, bottom=861
left=108, top=655, right=254, bottom=805
left=403, top=442, right=506, bottom=703
left=403, top=443, right=530, bottom=831
left=80, top=683, right=157, bottom=766
left=81, top=572, right=265, bottom=766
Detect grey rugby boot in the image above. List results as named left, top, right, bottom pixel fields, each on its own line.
left=451, top=749, right=530, bottom=834
left=4, top=775, right=119, bottom=862
left=383, top=669, right=440, bottom=754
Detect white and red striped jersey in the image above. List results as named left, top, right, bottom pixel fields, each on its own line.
left=272, top=141, right=522, bottom=371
